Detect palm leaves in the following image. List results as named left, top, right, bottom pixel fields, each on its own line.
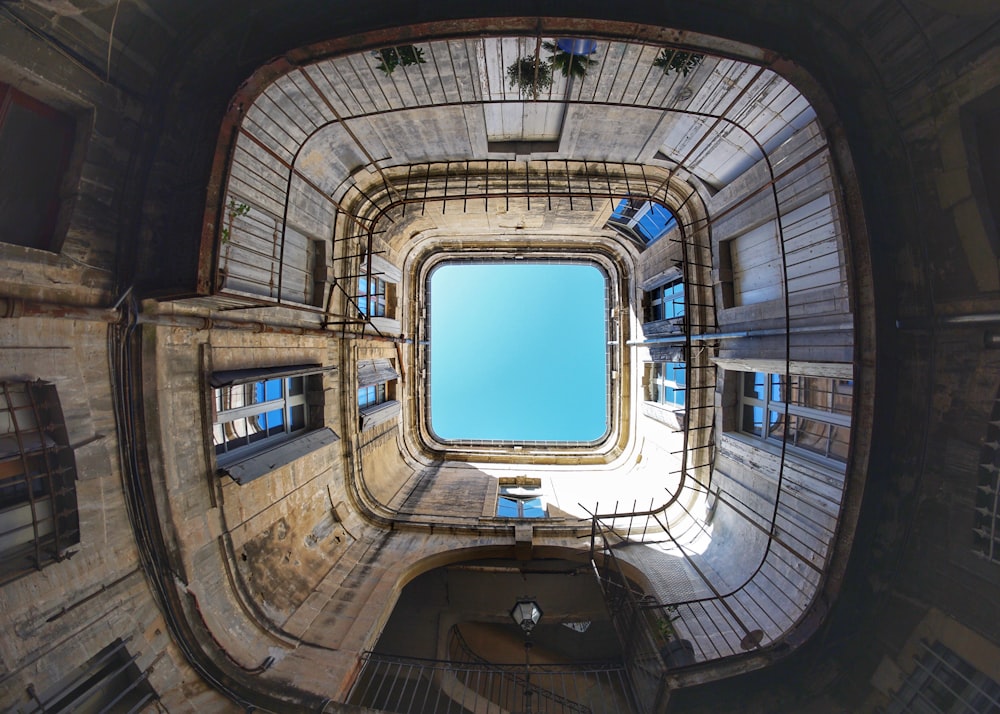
left=542, top=40, right=598, bottom=78
left=372, top=45, right=426, bottom=76
left=506, top=39, right=597, bottom=98
left=653, top=49, right=705, bottom=76
left=506, top=56, right=554, bottom=98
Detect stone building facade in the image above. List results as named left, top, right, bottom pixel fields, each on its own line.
left=0, top=1, right=998, bottom=712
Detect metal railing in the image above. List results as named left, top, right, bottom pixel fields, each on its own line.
left=347, top=651, right=634, bottom=714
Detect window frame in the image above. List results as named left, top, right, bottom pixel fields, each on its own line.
left=647, top=361, right=686, bottom=407
left=0, top=380, right=80, bottom=585
left=736, top=371, right=851, bottom=465
left=31, top=638, right=158, bottom=712
left=357, top=274, right=388, bottom=318
left=209, top=365, right=337, bottom=475
left=607, top=197, right=677, bottom=245
left=496, top=485, right=547, bottom=519
left=645, top=279, right=685, bottom=323
left=0, top=82, right=77, bottom=251
left=885, top=640, right=1000, bottom=713
left=358, top=382, right=389, bottom=409
left=357, top=358, right=401, bottom=432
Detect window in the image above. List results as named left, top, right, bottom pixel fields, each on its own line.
left=0, top=82, right=76, bottom=250
left=357, top=275, right=387, bottom=317
left=209, top=365, right=337, bottom=484
left=358, top=382, right=388, bottom=409
left=357, top=359, right=400, bottom=431
left=884, top=640, right=1000, bottom=713
left=0, top=380, right=79, bottom=585
left=646, top=279, right=685, bottom=322
left=648, top=362, right=686, bottom=407
left=607, top=198, right=677, bottom=244
left=737, top=372, right=851, bottom=463
left=497, top=486, right=546, bottom=518
left=29, top=638, right=157, bottom=712
left=213, top=376, right=308, bottom=460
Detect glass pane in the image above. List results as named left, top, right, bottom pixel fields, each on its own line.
left=212, top=424, right=226, bottom=453
left=263, top=378, right=282, bottom=401
left=289, top=404, right=305, bottom=431
left=522, top=498, right=546, bottom=518
left=786, top=415, right=828, bottom=457
left=770, top=373, right=784, bottom=403
left=742, top=405, right=763, bottom=436
left=767, top=409, right=785, bottom=439
left=287, top=376, right=305, bottom=397
left=497, top=497, right=520, bottom=518
left=833, top=379, right=853, bottom=416
left=829, top=423, right=850, bottom=461
left=264, top=408, right=284, bottom=433
left=744, top=372, right=765, bottom=400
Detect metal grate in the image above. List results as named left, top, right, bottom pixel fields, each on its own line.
left=348, top=650, right=634, bottom=714
left=973, top=390, right=1000, bottom=563
left=0, top=380, right=79, bottom=585
left=882, top=640, right=1000, bottom=714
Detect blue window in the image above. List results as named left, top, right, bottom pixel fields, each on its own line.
left=649, top=362, right=686, bottom=406
left=647, top=279, right=685, bottom=322
left=357, top=275, right=387, bottom=317
left=358, top=382, right=388, bottom=408
left=497, top=486, right=546, bottom=518
left=737, top=372, right=851, bottom=463
left=213, top=376, right=307, bottom=458
left=608, top=198, right=678, bottom=244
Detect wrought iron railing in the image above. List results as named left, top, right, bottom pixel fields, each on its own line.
left=347, top=651, right=634, bottom=714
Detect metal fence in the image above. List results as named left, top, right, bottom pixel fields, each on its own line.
left=347, top=651, right=635, bottom=714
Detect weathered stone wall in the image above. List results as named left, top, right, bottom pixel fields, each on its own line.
left=0, top=316, right=224, bottom=711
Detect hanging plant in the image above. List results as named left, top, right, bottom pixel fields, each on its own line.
left=373, top=45, right=426, bottom=76
left=543, top=40, right=598, bottom=79
left=221, top=198, right=250, bottom=243
left=653, top=49, right=705, bottom=77
left=506, top=56, right=554, bottom=99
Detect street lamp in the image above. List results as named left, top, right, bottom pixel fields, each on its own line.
left=510, top=599, right=542, bottom=714
left=510, top=600, right=543, bottom=634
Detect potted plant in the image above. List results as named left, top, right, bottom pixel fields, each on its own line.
left=506, top=56, right=554, bottom=99
left=649, top=604, right=696, bottom=667
left=373, top=45, right=426, bottom=76
left=653, top=48, right=705, bottom=77
left=543, top=39, right=598, bottom=79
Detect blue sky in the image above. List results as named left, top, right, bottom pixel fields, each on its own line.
left=430, top=263, right=607, bottom=441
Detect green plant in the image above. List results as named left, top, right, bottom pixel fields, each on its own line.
left=373, top=45, right=426, bottom=75
left=652, top=605, right=681, bottom=643
left=543, top=40, right=597, bottom=78
left=653, top=49, right=705, bottom=77
left=506, top=56, right=554, bottom=98
left=221, top=198, right=251, bottom=243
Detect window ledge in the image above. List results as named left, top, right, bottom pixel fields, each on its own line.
left=217, top=428, right=339, bottom=484
left=360, top=400, right=401, bottom=432
left=642, top=401, right=685, bottom=430
left=720, top=431, right=846, bottom=481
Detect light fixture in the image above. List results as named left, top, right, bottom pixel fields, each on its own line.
left=510, top=599, right=543, bottom=634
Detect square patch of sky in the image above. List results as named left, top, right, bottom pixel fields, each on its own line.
left=430, top=262, right=607, bottom=442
